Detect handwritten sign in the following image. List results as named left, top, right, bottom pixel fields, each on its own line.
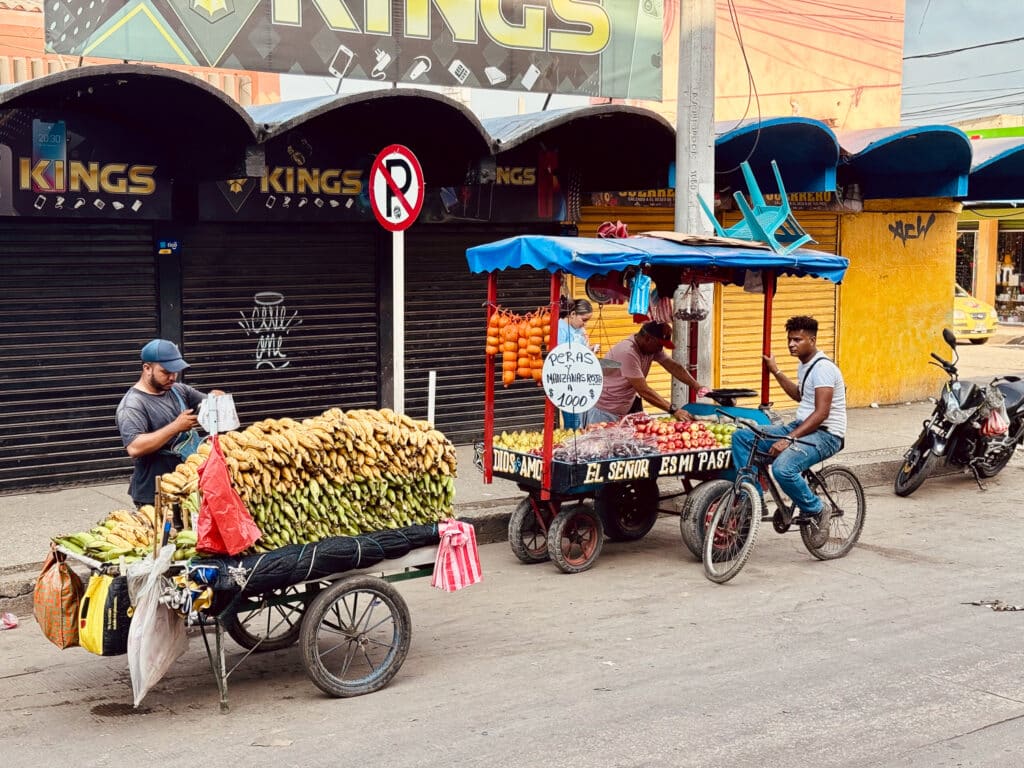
left=541, top=343, right=603, bottom=414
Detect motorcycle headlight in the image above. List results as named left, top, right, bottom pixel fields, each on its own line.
left=944, top=391, right=973, bottom=424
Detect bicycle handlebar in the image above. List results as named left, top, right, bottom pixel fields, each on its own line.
left=714, top=409, right=815, bottom=448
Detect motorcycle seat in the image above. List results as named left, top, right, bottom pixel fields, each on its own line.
left=996, top=380, right=1024, bottom=413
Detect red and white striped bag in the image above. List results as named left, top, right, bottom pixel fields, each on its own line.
left=431, top=519, right=483, bottom=592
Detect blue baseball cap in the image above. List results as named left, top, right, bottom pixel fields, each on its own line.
left=140, top=339, right=190, bottom=372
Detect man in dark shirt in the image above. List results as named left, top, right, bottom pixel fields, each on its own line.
left=115, top=339, right=221, bottom=506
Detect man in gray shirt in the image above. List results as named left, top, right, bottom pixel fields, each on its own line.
left=115, top=339, right=221, bottom=506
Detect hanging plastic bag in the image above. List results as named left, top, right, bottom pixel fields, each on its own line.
left=33, top=545, right=84, bottom=649
left=743, top=269, right=765, bottom=294
left=196, top=434, right=262, bottom=556
left=627, top=271, right=652, bottom=316
left=674, top=283, right=709, bottom=322
left=982, top=405, right=1010, bottom=437
left=127, top=544, right=188, bottom=707
left=431, top=520, right=483, bottom=592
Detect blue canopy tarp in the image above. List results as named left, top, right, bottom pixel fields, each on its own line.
left=466, top=234, right=848, bottom=283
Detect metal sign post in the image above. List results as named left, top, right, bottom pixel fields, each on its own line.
left=370, top=145, right=425, bottom=415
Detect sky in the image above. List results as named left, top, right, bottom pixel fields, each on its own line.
left=901, top=0, right=1024, bottom=126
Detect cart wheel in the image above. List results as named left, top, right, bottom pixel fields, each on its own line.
left=508, top=496, right=552, bottom=564
left=299, top=575, right=411, bottom=698
left=547, top=502, right=604, bottom=574
left=679, top=479, right=732, bottom=561
left=221, top=585, right=309, bottom=652
left=596, top=480, right=659, bottom=542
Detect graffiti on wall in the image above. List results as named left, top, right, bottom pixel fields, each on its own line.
left=888, top=213, right=936, bottom=246
left=239, top=292, right=302, bottom=369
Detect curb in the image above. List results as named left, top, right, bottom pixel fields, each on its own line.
left=0, top=456, right=908, bottom=618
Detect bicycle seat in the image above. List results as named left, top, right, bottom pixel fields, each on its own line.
left=704, top=388, right=758, bottom=407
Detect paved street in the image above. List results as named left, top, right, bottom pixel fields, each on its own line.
left=4, top=462, right=1024, bottom=767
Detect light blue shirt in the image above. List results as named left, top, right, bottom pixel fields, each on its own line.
left=558, top=318, right=588, bottom=347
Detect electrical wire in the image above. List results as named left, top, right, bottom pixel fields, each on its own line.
left=904, top=35, right=1024, bottom=61
left=716, top=0, right=762, bottom=176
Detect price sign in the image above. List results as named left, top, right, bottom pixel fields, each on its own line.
left=541, top=343, right=604, bottom=413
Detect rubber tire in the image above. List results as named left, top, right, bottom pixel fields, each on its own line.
left=800, top=466, right=866, bottom=560
left=221, top=586, right=307, bottom=652
left=969, top=338, right=989, bottom=345
left=702, top=481, right=762, bottom=584
left=893, top=438, right=937, bottom=497
left=596, top=480, right=659, bottom=542
left=299, top=575, right=411, bottom=698
left=547, top=502, right=604, bottom=574
left=679, top=479, right=732, bottom=561
left=977, top=444, right=1016, bottom=478
left=508, top=497, right=551, bottom=564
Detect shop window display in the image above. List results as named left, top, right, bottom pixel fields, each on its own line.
left=996, top=231, right=1024, bottom=324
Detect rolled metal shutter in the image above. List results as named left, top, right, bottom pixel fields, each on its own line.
left=180, top=223, right=380, bottom=425
left=720, top=212, right=840, bottom=401
left=0, top=222, right=156, bottom=491
left=404, top=224, right=557, bottom=443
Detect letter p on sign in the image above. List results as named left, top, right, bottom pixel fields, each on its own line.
left=370, top=144, right=424, bottom=232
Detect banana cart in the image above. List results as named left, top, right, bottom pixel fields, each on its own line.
left=465, top=231, right=848, bottom=573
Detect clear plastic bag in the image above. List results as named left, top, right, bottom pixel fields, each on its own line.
left=553, top=423, right=658, bottom=462
left=127, top=544, right=188, bottom=707
left=674, top=283, right=709, bottom=322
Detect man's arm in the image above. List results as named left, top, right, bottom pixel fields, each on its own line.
left=764, top=355, right=799, bottom=401
left=625, top=376, right=695, bottom=421
left=768, top=386, right=834, bottom=456
left=125, top=409, right=199, bottom=459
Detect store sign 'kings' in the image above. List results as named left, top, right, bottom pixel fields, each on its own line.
left=44, top=0, right=664, bottom=100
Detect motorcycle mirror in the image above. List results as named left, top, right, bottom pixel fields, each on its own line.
left=942, top=327, right=957, bottom=350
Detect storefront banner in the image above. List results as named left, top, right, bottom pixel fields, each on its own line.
left=0, top=110, right=171, bottom=219
left=44, top=0, right=664, bottom=100
left=201, top=139, right=565, bottom=223
left=591, top=188, right=862, bottom=212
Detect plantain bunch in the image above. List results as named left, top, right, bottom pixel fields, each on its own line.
left=158, top=407, right=458, bottom=552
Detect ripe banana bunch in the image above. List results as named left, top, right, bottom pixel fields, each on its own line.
left=53, top=504, right=195, bottom=563
left=156, top=407, right=459, bottom=553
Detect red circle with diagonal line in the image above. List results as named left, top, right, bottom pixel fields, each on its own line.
left=369, top=144, right=424, bottom=232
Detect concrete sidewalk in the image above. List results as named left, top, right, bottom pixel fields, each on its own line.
left=0, top=398, right=937, bottom=613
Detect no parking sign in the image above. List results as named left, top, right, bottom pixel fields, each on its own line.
left=369, top=144, right=424, bottom=232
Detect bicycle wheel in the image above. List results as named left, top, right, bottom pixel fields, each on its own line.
left=299, top=575, right=411, bottom=698
left=801, top=465, right=866, bottom=560
left=702, top=481, right=762, bottom=584
left=221, top=585, right=308, bottom=652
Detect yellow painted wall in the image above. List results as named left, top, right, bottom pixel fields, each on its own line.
left=838, top=199, right=961, bottom=405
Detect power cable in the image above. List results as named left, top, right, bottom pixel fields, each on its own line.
left=904, top=35, right=1024, bottom=60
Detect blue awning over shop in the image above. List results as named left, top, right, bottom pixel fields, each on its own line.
left=466, top=234, right=848, bottom=283
left=837, top=125, right=971, bottom=199
left=965, top=137, right=1024, bottom=201
left=713, top=117, right=839, bottom=195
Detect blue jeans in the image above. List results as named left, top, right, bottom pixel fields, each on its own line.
left=561, top=411, right=581, bottom=430
left=730, top=420, right=843, bottom=515
left=581, top=406, right=621, bottom=428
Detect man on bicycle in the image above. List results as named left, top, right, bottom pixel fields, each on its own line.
left=731, top=315, right=846, bottom=545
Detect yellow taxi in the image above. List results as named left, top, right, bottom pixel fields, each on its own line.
left=953, top=284, right=998, bottom=344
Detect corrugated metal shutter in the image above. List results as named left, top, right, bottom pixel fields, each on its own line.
left=404, top=224, right=558, bottom=443
left=180, top=223, right=380, bottom=425
left=577, top=206, right=676, bottom=410
left=719, top=211, right=840, bottom=402
left=0, top=222, right=156, bottom=491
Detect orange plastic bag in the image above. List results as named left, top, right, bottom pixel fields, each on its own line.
left=33, top=545, right=84, bottom=649
left=196, top=434, right=262, bottom=556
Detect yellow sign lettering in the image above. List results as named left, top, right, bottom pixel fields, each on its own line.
left=549, top=0, right=609, bottom=54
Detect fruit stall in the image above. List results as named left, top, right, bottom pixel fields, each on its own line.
left=465, top=231, right=848, bottom=573
left=45, top=407, right=477, bottom=711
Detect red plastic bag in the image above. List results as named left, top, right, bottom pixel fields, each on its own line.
left=196, top=435, right=262, bottom=555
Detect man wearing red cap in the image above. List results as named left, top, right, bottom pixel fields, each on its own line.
left=582, top=322, right=706, bottom=426
left=115, top=339, right=222, bottom=507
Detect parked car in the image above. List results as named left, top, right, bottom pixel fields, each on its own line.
left=953, top=284, right=998, bottom=344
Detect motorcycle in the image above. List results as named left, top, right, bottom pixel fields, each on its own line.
left=894, top=327, right=1024, bottom=496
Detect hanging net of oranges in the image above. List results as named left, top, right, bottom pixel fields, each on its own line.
left=486, top=306, right=552, bottom=387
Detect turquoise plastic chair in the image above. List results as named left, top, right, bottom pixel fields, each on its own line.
left=732, top=160, right=815, bottom=255
left=697, top=193, right=755, bottom=240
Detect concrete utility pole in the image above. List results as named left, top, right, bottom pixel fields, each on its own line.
left=673, top=0, right=716, bottom=405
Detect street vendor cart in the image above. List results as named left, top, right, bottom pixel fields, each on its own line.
left=466, top=231, right=848, bottom=573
